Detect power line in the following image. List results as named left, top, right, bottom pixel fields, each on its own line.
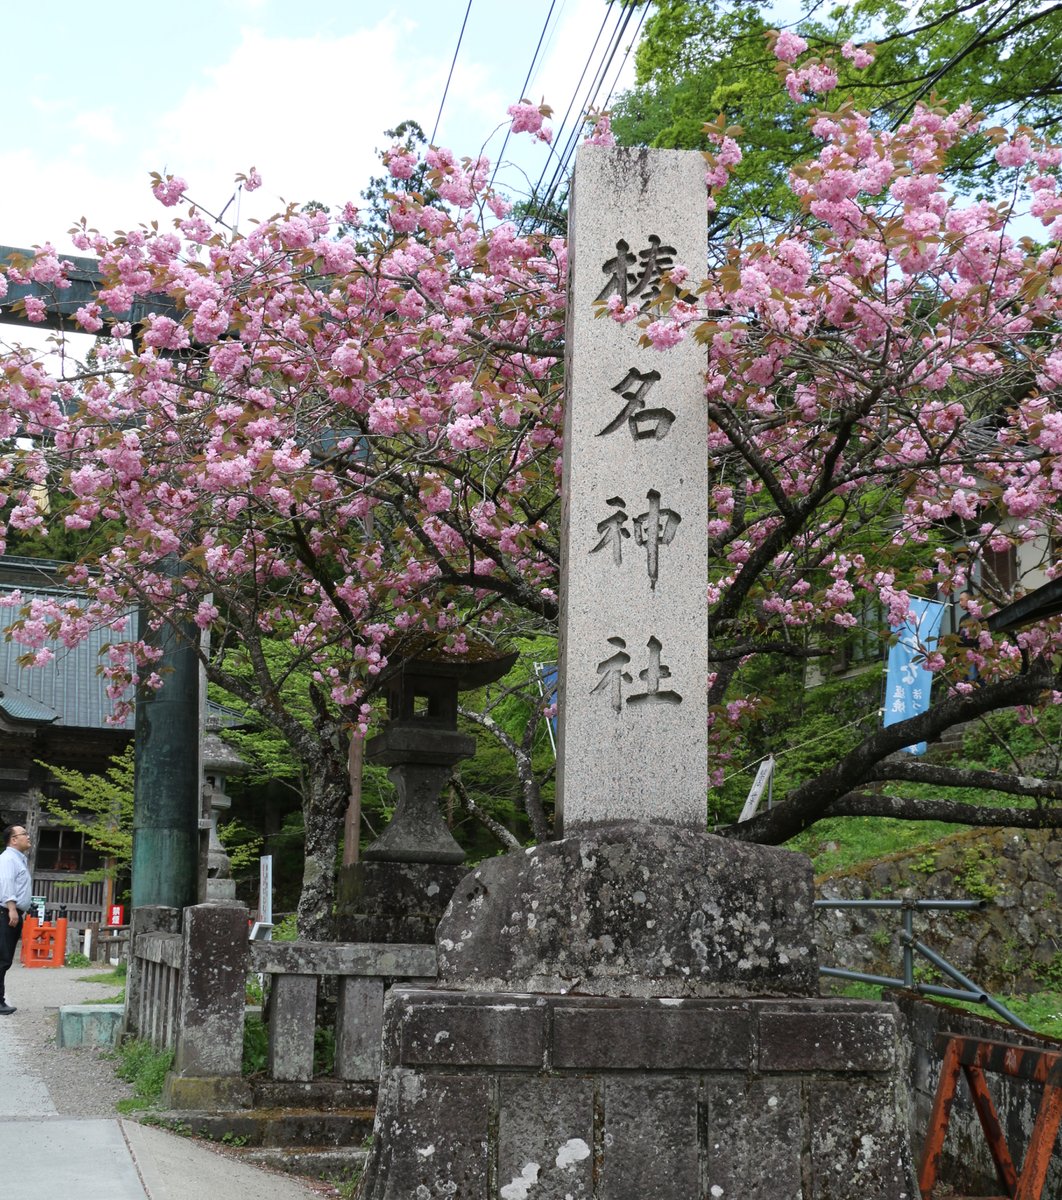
left=538, top=0, right=643, bottom=220
left=486, top=0, right=560, bottom=196
left=548, top=0, right=644, bottom=192
left=517, top=0, right=619, bottom=231
left=524, top=0, right=643, bottom=231
left=431, top=0, right=473, bottom=144
left=599, top=0, right=650, bottom=114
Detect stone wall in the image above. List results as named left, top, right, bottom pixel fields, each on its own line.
left=814, top=827, right=1062, bottom=994
left=895, top=992, right=1062, bottom=1196
left=361, top=988, right=917, bottom=1199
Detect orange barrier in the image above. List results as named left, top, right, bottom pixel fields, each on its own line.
left=919, top=1033, right=1062, bottom=1200
left=20, top=916, right=68, bottom=968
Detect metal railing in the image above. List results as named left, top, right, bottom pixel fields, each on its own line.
left=815, top=898, right=1030, bottom=1031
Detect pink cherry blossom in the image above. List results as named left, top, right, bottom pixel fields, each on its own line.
left=151, top=174, right=188, bottom=207
left=773, top=31, right=808, bottom=63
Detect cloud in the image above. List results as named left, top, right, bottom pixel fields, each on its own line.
left=1, top=0, right=640, bottom=253
left=70, top=108, right=125, bottom=148
left=147, top=20, right=457, bottom=218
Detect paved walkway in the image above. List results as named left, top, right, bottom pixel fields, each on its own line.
left=0, top=958, right=326, bottom=1200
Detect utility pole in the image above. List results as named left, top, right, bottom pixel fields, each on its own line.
left=132, top=589, right=201, bottom=909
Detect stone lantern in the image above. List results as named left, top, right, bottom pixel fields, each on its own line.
left=201, top=733, right=248, bottom=902
left=337, top=635, right=517, bottom=943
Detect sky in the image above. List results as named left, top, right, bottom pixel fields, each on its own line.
left=1, top=0, right=642, bottom=256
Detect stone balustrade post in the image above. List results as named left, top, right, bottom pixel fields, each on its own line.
left=163, top=901, right=252, bottom=1109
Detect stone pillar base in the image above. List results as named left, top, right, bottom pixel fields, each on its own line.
left=162, top=1072, right=252, bottom=1111
left=360, top=988, right=917, bottom=1199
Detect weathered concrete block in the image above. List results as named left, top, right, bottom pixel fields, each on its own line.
left=250, top=940, right=436, bottom=978
left=362, top=991, right=918, bottom=1198
left=438, top=823, right=818, bottom=997
left=553, top=1000, right=752, bottom=1070
left=336, top=860, right=469, bottom=944
left=361, top=1070, right=490, bottom=1200
left=704, top=1077, right=803, bottom=1199
left=498, top=1077, right=594, bottom=1200
left=394, top=993, right=548, bottom=1068
left=759, top=1004, right=900, bottom=1073
left=599, top=1078, right=700, bottom=1198
left=162, top=1072, right=252, bottom=1111
left=335, top=975, right=384, bottom=1082
left=808, top=1080, right=915, bottom=1199
left=172, top=901, right=248, bottom=1078
left=57, top=1004, right=124, bottom=1048
left=269, top=973, right=317, bottom=1082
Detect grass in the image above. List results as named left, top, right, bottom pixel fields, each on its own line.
left=113, top=1038, right=174, bottom=1113
left=331, top=1137, right=372, bottom=1199
left=78, top=965, right=127, bottom=986
left=79, top=962, right=127, bottom=1004
left=789, top=814, right=965, bottom=875
left=787, top=755, right=1060, bottom=875
left=834, top=980, right=1062, bottom=1039
left=243, top=1015, right=268, bottom=1075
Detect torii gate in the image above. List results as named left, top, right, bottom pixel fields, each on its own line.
left=0, top=244, right=200, bottom=911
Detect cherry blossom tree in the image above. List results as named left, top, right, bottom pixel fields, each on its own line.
left=2, top=49, right=1062, bottom=931
left=0, top=119, right=567, bottom=934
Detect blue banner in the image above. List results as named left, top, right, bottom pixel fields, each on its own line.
left=883, top=598, right=946, bottom=756
left=536, top=662, right=558, bottom=757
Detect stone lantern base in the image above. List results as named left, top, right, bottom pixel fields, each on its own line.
left=335, top=860, right=470, bottom=944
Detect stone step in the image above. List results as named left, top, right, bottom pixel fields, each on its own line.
left=153, top=1107, right=375, bottom=1148
left=232, top=1144, right=370, bottom=1181
left=249, top=1076, right=376, bottom=1111
left=57, top=1004, right=125, bottom=1048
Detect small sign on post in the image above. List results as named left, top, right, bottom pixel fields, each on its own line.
left=107, top=903, right=125, bottom=927
left=738, top=756, right=774, bottom=823
left=250, top=855, right=274, bottom=941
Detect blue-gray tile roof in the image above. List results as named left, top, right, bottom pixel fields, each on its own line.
left=0, top=587, right=137, bottom=730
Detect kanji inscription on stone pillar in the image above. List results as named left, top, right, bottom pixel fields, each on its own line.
left=558, top=147, right=709, bottom=832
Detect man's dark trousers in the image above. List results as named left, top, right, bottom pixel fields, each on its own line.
left=0, top=913, right=23, bottom=1003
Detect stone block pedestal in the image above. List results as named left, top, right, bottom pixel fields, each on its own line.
left=336, top=860, right=470, bottom=944
left=361, top=989, right=916, bottom=1199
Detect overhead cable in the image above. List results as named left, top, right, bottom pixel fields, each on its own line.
left=431, top=0, right=474, bottom=144
left=486, top=0, right=560, bottom=196
left=525, top=0, right=642, bottom=231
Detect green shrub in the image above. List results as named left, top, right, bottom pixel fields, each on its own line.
left=114, top=1039, right=174, bottom=1112
left=243, top=1016, right=268, bottom=1075
left=271, top=913, right=298, bottom=941
left=958, top=847, right=1000, bottom=901
left=314, top=1025, right=335, bottom=1075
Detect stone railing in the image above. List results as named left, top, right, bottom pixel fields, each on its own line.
left=124, top=900, right=438, bottom=1108
left=250, top=940, right=436, bottom=1084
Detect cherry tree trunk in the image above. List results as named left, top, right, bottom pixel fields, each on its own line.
left=296, top=739, right=351, bottom=940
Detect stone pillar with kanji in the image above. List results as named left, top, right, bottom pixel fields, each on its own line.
left=357, top=147, right=918, bottom=1200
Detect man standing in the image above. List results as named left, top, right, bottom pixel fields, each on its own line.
left=0, top=825, right=32, bottom=1014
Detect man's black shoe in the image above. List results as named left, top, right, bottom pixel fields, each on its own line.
left=0, top=1003, right=16, bottom=1014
